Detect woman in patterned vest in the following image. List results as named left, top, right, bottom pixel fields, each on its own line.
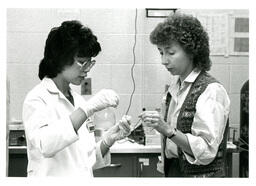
left=139, top=13, right=230, bottom=177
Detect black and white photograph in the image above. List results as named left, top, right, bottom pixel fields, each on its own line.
left=1, top=1, right=255, bottom=185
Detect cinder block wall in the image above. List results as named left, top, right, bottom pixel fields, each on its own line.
left=7, top=9, right=249, bottom=140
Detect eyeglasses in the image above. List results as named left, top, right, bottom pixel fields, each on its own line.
left=76, top=59, right=96, bottom=72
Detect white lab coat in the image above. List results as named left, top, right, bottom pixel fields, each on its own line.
left=22, top=77, right=110, bottom=177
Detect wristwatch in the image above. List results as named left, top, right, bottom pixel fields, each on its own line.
left=167, top=128, right=177, bottom=139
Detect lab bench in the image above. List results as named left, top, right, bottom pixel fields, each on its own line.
left=7, top=125, right=239, bottom=177
left=93, top=141, right=163, bottom=177
left=94, top=153, right=162, bottom=177
left=8, top=142, right=163, bottom=177
left=94, top=141, right=239, bottom=177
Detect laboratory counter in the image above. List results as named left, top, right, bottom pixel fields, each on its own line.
left=8, top=141, right=163, bottom=177
left=8, top=141, right=161, bottom=154
left=7, top=125, right=238, bottom=177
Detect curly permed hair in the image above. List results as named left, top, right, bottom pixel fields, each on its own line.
left=150, top=13, right=211, bottom=71
left=39, top=20, right=101, bottom=80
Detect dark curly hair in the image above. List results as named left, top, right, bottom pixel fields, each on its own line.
left=38, top=20, right=101, bottom=80
left=150, top=13, right=211, bottom=71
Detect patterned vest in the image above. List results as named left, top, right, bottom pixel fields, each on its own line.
left=163, top=71, right=229, bottom=177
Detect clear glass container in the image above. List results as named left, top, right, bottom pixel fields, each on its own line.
left=93, top=107, right=116, bottom=130
left=93, top=107, right=116, bottom=142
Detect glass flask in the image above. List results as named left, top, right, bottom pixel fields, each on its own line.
left=93, top=107, right=116, bottom=130
left=93, top=107, right=116, bottom=142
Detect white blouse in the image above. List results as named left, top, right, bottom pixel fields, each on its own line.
left=162, top=69, right=230, bottom=165
left=22, top=78, right=110, bottom=177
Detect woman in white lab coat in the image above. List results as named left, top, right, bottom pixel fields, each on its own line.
left=22, top=20, right=131, bottom=177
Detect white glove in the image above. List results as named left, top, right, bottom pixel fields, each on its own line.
left=80, top=89, right=119, bottom=117
left=103, top=115, right=132, bottom=147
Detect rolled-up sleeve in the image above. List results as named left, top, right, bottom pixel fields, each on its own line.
left=23, top=96, right=79, bottom=158
left=184, top=83, right=230, bottom=165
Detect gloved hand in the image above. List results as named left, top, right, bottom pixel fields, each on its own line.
left=80, top=89, right=119, bottom=117
left=103, top=115, right=132, bottom=147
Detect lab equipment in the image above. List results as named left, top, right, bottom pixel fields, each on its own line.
left=128, top=121, right=145, bottom=145
left=93, top=107, right=116, bottom=142
left=124, top=8, right=138, bottom=116
left=93, top=107, right=116, bottom=130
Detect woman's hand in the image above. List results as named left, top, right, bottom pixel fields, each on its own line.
left=103, top=115, right=132, bottom=147
left=140, top=111, right=193, bottom=156
left=139, top=111, right=173, bottom=136
left=80, top=89, right=120, bottom=117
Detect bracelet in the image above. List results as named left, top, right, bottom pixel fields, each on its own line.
left=167, top=128, right=177, bottom=139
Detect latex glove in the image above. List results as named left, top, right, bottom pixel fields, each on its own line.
left=80, top=89, right=119, bottom=117
left=103, top=115, right=132, bottom=147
